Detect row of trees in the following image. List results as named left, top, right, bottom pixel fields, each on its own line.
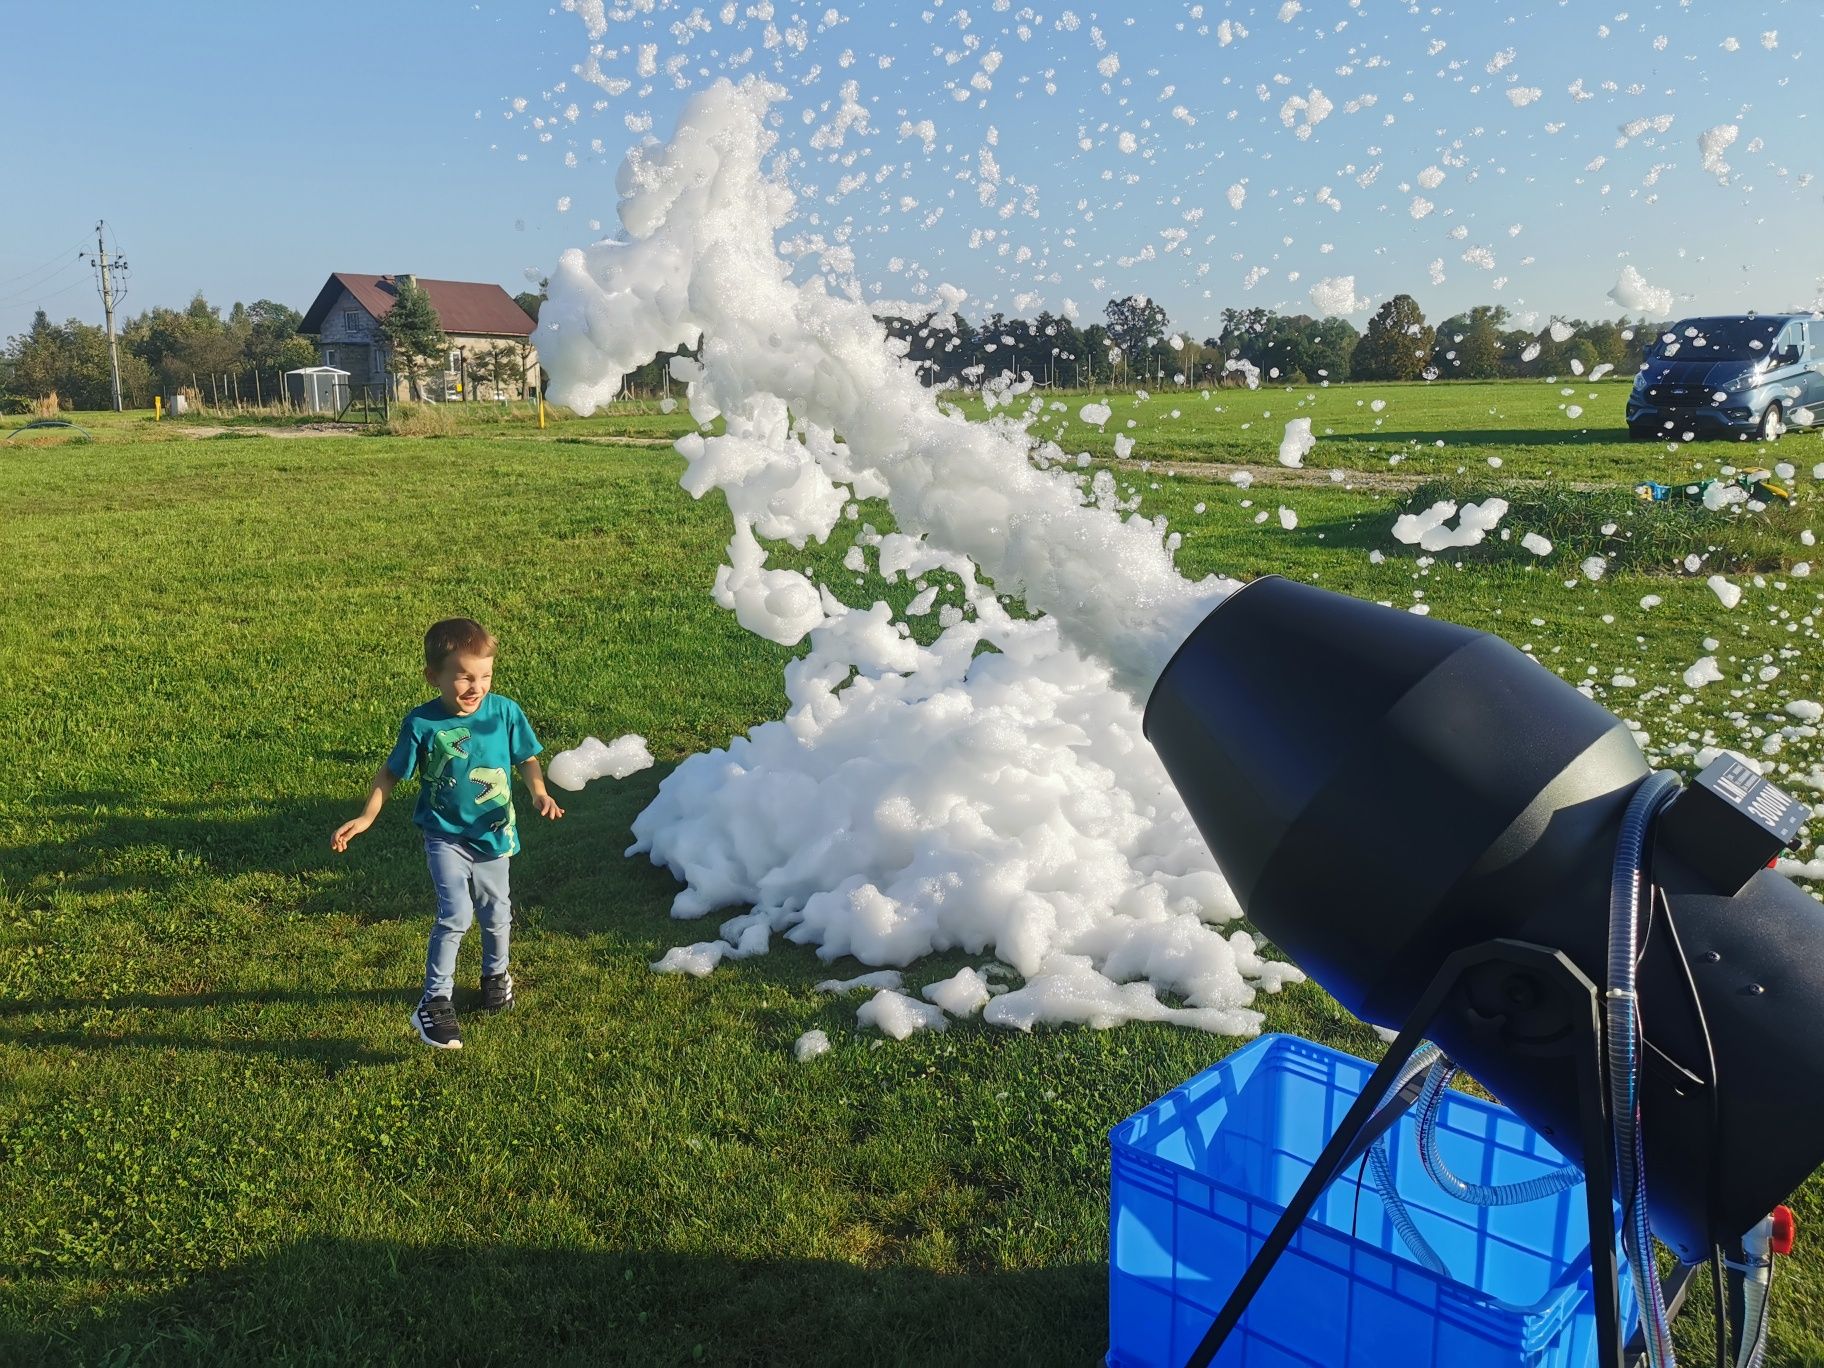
left=2, top=284, right=1660, bottom=411
left=0, top=280, right=549, bottom=411
left=873, top=295, right=1659, bottom=391
left=1, top=295, right=319, bottom=410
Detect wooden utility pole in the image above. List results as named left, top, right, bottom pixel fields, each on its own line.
left=88, top=221, right=127, bottom=412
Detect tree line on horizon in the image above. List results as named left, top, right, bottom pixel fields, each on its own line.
left=4, top=286, right=1657, bottom=411
left=877, top=294, right=1658, bottom=392
left=0, top=287, right=550, bottom=412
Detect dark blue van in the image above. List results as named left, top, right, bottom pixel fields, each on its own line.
left=1627, top=314, right=1824, bottom=441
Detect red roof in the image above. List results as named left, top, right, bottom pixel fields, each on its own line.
left=300, top=273, right=535, bottom=338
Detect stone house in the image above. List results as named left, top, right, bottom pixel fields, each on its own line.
left=298, top=273, right=538, bottom=400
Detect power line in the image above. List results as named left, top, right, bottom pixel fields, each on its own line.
left=0, top=275, right=91, bottom=313
left=0, top=253, right=87, bottom=305
left=0, top=239, right=86, bottom=288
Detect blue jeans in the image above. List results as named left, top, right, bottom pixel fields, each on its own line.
left=422, top=835, right=511, bottom=1001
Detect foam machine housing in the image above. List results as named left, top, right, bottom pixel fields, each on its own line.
left=1143, top=575, right=1824, bottom=1263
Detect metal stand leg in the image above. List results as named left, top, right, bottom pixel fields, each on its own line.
left=1182, top=940, right=1632, bottom=1368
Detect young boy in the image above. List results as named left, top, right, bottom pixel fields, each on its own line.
left=332, top=618, right=564, bottom=1049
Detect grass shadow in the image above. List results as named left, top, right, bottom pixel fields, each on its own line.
left=1, top=1238, right=1107, bottom=1367
left=1, top=775, right=679, bottom=938
left=0, top=986, right=415, bottom=1071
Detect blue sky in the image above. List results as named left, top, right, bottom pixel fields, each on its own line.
left=2, top=0, right=1816, bottom=345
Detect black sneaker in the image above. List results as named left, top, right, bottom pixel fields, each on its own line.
left=480, top=971, right=515, bottom=1013
left=412, top=995, right=462, bottom=1049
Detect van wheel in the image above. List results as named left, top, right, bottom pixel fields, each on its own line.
left=1758, top=401, right=1785, bottom=442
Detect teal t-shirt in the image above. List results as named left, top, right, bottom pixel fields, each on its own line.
left=386, top=693, right=541, bottom=858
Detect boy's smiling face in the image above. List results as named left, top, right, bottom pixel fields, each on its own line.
left=426, top=651, right=494, bottom=717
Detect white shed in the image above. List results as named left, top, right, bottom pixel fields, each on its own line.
left=284, top=366, right=350, bottom=414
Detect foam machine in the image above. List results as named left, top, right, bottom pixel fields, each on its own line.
left=1143, top=576, right=1823, bottom=1368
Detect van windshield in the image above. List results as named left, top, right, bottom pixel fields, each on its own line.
left=1651, top=318, right=1784, bottom=361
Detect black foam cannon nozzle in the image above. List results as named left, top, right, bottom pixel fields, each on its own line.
left=1143, top=575, right=1824, bottom=1260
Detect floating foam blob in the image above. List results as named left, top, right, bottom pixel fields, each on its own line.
left=1608, top=264, right=1673, bottom=318
left=1278, top=417, right=1314, bottom=468
left=1708, top=575, right=1742, bottom=609
left=1522, top=532, right=1554, bottom=556
left=546, top=734, right=656, bottom=791
left=541, top=78, right=1295, bottom=1038
left=1699, top=123, right=1739, bottom=180
left=1307, top=276, right=1363, bottom=316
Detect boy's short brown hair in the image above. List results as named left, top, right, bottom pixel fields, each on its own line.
left=424, top=618, right=497, bottom=669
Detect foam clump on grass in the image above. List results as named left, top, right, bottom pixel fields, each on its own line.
left=539, top=77, right=1297, bottom=1037
left=922, top=967, right=995, bottom=1017
left=858, top=989, right=948, bottom=1039
left=546, top=734, right=654, bottom=791
left=793, top=1029, right=832, bottom=1061
left=1393, top=498, right=1508, bottom=552
left=1684, top=656, right=1725, bottom=689
left=815, top=969, right=903, bottom=993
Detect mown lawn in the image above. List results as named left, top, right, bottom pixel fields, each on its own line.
left=2, top=397, right=1823, bottom=1366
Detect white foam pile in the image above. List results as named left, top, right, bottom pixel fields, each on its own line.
left=538, top=79, right=1300, bottom=1037
left=546, top=733, right=655, bottom=791
left=1392, top=498, right=1509, bottom=552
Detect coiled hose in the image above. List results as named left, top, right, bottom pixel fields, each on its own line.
left=1366, top=1044, right=1448, bottom=1273
left=1359, top=770, right=1718, bottom=1364
left=1415, top=1059, right=1583, bottom=1206
left=1369, top=1048, right=1584, bottom=1280
left=1608, top=769, right=1683, bottom=1368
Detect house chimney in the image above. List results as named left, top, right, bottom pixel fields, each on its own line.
left=398, top=273, right=416, bottom=291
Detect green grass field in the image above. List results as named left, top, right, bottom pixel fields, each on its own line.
left=3, top=382, right=1823, bottom=1366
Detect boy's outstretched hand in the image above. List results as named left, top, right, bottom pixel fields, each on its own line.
left=532, top=792, right=565, bottom=820
left=331, top=815, right=373, bottom=852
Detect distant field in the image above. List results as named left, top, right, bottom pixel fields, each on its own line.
left=2, top=387, right=1822, bottom=1364
left=28, top=375, right=1813, bottom=491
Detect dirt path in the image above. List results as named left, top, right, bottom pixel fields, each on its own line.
left=1108, top=456, right=1612, bottom=492
left=1108, top=457, right=1431, bottom=491
left=175, top=422, right=365, bottom=439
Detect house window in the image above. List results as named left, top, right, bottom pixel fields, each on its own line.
left=343, top=310, right=361, bottom=333
left=324, top=348, right=337, bottom=366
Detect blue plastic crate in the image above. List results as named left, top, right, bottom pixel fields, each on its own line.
left=1108, top=1034, right=1638, bottom=1368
